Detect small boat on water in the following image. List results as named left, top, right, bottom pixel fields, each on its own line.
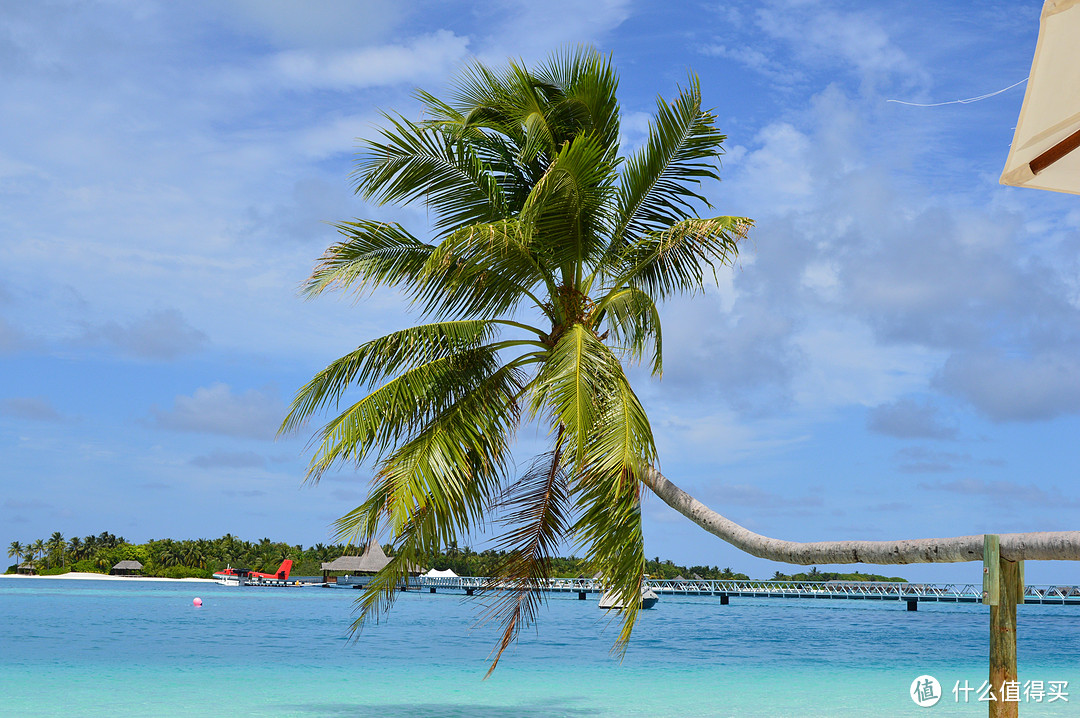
left=598, top=586, right=659, bottom=610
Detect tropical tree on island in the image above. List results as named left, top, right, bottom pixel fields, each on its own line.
left=48, top=532, right=65, bottom=568
left=31, top=539, right=45, bottom=566
left=282, top=46, right=749, bottom=669
left=67, top=536, right=83, bottom=563
left=7, top=541, right=23, bottom=568
left=285, top=46, right=1080, bottom=686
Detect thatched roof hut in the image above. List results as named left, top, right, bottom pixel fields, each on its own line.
left=111, top=560, right=143, bottom=576
left=17, top=562, right=36, bottom=575
left=321, top=542, right=392, bottom=575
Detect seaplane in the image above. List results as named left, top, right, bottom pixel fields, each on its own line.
left=213, top=560, right=293, bottom=587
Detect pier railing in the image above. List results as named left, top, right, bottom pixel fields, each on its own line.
left=412, top=576, right=1080, bottom=604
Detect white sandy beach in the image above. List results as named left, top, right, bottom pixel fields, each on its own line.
left=0, top=572, right=216, bottom=583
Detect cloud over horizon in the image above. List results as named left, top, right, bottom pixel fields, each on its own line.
left=151, top=383, right=284, bottom=440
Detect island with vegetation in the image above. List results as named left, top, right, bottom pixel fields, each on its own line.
left=5, top=533, right=906, bottom=583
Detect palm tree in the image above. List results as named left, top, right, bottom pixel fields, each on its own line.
left=7, top=541, right=23, bottom=568
left=283, top=46, right=749, bottom=669
left=67, top=537, right=83, bottom=563
left=31, top=539, right=45, bottom=566
left=48, top=532, right=65, bottom=568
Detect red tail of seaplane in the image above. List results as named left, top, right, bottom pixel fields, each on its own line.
left=213, top=560, right=293, bottom=585
left=251, top=560, right=292, bottom=581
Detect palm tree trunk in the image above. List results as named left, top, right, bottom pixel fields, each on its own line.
left=641, top=467, right=1080, bottom=563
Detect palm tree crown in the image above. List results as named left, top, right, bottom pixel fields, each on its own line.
left=283, top=46, right=750, bottom=670
left=7, top=541, right=23, bottom=565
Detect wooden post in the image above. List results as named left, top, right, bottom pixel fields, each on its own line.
left=987, top=533, right=1020, bottom=718
left=983, top=534, right=1000, bottom=606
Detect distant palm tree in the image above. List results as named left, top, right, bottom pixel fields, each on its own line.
left=67, top=537, right=83, bottom=562
left=48, top=532, right=65, bottom=567
left=182, top=545, right=206, bottom=569
left=283, top=46, right=748, bottom=669
left=31, top=539, right=45, bottom=565
left=7, top=540, right=23, bottom=568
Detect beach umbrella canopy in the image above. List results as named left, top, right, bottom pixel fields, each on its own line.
left=1001, top=0, right=1080, bottom=194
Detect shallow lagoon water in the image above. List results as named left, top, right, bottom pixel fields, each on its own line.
left=1, top=578, right=1077, bottom=717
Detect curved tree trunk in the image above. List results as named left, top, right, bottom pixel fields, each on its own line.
left=641, top=467, right=1080, bottom=564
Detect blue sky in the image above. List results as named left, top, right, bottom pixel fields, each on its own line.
left=3, top=0, right=1078, bottom=583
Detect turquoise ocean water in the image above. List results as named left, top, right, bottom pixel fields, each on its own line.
left=1, top=578, right=1077, bottom=717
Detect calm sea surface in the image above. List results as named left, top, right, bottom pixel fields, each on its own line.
left=1, top=578, right=1077, bottom=717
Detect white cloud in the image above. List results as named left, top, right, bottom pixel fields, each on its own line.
left=733, top=123, right=815, bottom=208
left=755, top=2, right=925, bottom=92
left=232, top=31, right=470, bottom=92
left=151, top=383, right=284, bottom=440
left=0, top=316, right=35, bottom=354
left=700, top=43, right=802, bottom=85
left=78, top=308, right=207, bottom=360
left=218, top=0, right=406, bottom=49
left=920, top=478, right=1080, bottom=508
left=189, top=449, right=267, bottom=469
left=477, top=0, right=631, bottom=63
left=867, top=398, right=956, bottom=440
left=0, top=397, right=64, bottom=422
left=938, top=351, right=1080, bottom=422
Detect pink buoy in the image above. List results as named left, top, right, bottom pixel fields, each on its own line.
left=193, top=597, right=203, bottom=607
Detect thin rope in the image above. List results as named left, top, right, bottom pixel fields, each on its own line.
left=886, top=77, right=1028, bottom=107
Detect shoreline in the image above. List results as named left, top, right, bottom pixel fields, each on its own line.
left=0, top=572, right=216, bottom=583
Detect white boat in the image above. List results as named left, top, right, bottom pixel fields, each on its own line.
left=598, top=586, right=659, bottom=610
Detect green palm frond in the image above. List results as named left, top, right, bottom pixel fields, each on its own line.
left=572, top=366, right=653, bottom=655
left=280, top=320, right=500, bottom=436
left=419, top=220, right=555, bottom=321
left=339, top=364, right=529, bottom=634
left=521, top=133, right=618, bottom=274
left=304, top=220, right=433, bottom=298
left=595, top=286, right=663, bottom=375
left=303, top=346, right=525, bottom=482
left=613, top=73, right=726, bottom=251
left=535, top=46, right=620, bottom=151
left=610, top=215, right=750, bottom=300
left=573, top=463, right=645, bottom=657
left=585, top=368, right=655, bottom=480
left=353, top=113, right=508, bottom=232
left=531, top=324, right=620, bottom=465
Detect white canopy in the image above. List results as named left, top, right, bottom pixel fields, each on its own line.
left=1001, top=0, right=1080, bottom=194
left=423, top=568, right=458, bottom=578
